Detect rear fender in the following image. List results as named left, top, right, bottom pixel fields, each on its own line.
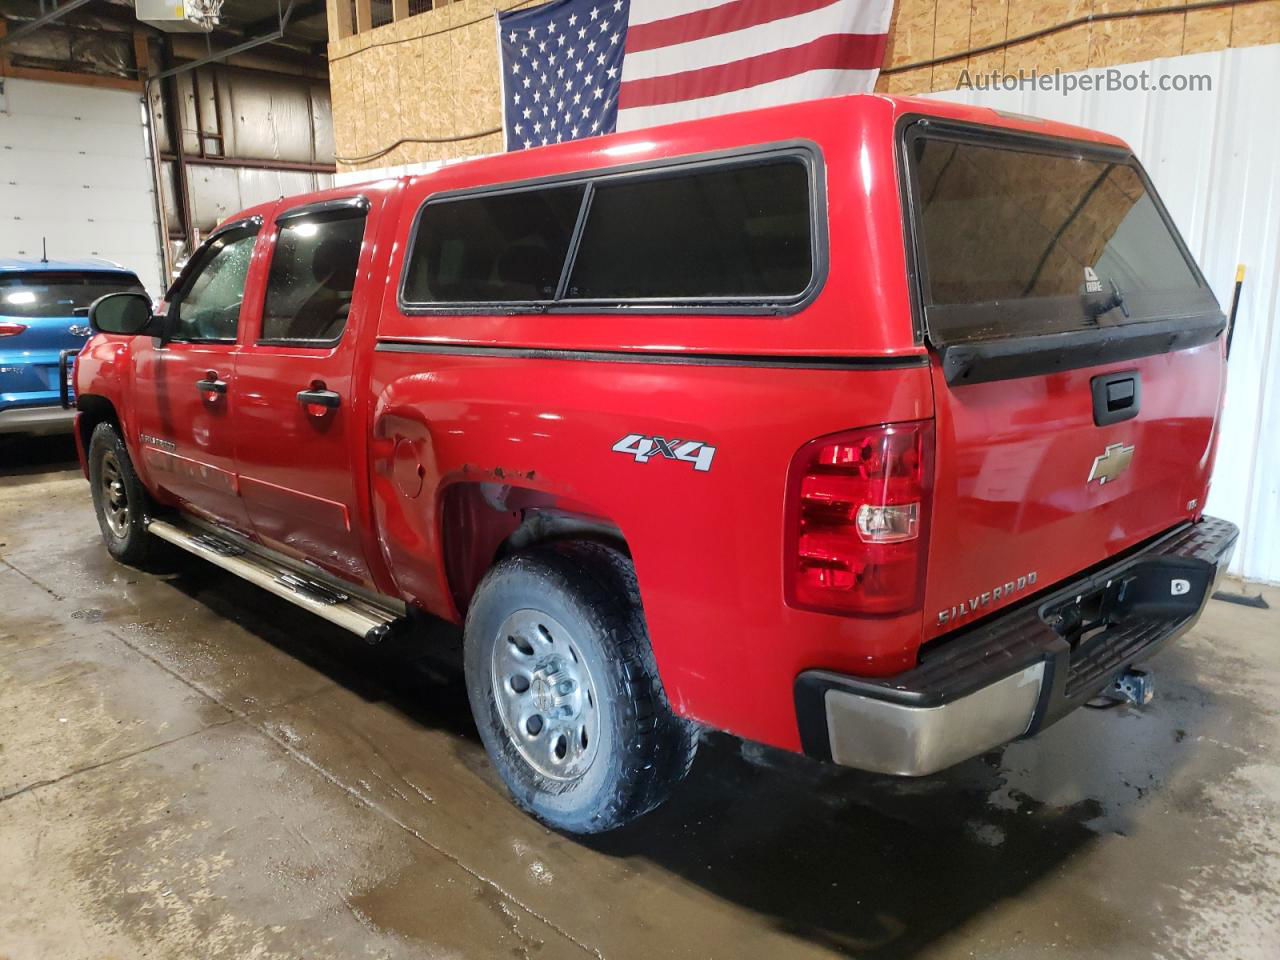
left=440, top=481, right=628, bottom=618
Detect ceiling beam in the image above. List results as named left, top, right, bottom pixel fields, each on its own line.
left=0, top=0, right=95, bottom=48
left=151, top=0, right=300, bottom=81
left=244, top=0, right=328, bottom=38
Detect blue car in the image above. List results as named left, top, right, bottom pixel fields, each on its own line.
left=0, top=258, right=147, bottom=436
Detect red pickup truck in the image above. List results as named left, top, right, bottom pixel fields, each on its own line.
left=73, top=94, right=1237, bottom=834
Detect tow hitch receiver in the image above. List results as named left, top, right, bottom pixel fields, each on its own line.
left=1102, top=668, right=1154, bottom=707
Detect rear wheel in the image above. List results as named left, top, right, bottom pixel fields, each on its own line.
left=464, top=542, right=697, bottom=834
left=88, top=423, right=152, bottom=565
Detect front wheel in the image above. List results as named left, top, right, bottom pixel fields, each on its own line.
left=88, top=422, right=152, bottom=565
left=464, top=542, right=697, bottom=834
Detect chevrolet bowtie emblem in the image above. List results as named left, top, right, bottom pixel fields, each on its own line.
left=1088, top=442, right=1135, bottom=485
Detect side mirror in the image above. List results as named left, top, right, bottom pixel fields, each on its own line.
left=88, top=292, right=155, bottom=336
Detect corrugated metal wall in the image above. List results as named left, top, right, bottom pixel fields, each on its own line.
left=929, top=43, right=1280, bottom=584
left=148, top=64, right=336, bottom=269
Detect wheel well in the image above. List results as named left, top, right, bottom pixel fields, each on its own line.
left=75, top=394, right=121, bottom=451
left=440, top=482, right=628, bottom=615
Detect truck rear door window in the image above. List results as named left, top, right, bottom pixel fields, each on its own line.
left=261, top=209, right=367, bottom=344
left=907, top=135, right=1214, bottom=343
left=564, top=160, right=812, bottom=301
left=403, top=185, right=585, bottom=303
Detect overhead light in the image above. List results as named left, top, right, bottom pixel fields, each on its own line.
left=135, top=0, right=223, bottom=33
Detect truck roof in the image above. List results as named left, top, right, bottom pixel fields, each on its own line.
left=0, top=256, right=137, bottom=275
left=329, top=92, right=1132, bottom=193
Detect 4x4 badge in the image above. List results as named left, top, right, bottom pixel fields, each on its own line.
left=1088, top=442, right=1135, bottom=485
left=612, top=434, right=716, bottom=473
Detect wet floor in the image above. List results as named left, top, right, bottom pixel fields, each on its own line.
left=2, top=433, right=1278, bottom=959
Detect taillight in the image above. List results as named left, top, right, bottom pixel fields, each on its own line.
left=0, top=322, right=28, bottom=337
left=785, top=420, right=934, bottom=616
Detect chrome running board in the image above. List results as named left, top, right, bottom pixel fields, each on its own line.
left=147, top=518, right=405, bottom=644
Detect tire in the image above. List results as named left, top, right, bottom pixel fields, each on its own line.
left=464, top=541, right=697, bottom=834
left=88, top=422, right=152, bottom=566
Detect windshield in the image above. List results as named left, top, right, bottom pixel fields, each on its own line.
left=0, top=272, right=146, bottom=319
left=907, top=135, right=1214, bottom=343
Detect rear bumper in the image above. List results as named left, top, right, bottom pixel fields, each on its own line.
left=795, top=516, right=1239, bottom=776
left=0, top=403, right=76, bottom=435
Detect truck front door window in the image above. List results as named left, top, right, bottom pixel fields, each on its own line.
left=170, top=230, right=257, bottom=342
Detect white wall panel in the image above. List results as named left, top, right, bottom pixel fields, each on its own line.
left=0, top=77, right=166, bottom=296
left=929, top=44, right=1280, bottom=583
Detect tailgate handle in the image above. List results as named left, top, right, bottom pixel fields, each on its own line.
left=1091, top=371, right=1141, bottom=426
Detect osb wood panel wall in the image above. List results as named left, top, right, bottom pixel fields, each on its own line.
left=328, top=0, right=517, bottom=171
left=328, top=0, right=1280, bottom=172
left=881, top=0, right=1280, bottom=93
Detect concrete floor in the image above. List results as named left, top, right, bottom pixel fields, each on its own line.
left=1, top=434, right=1277, bottom=960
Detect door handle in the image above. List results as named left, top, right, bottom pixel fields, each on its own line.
left=297, top=386, right=341, bottom=410
left=196, top=374, right=227, bottom=395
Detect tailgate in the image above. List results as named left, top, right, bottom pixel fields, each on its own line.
left=900, top=121, right=1226, bottom=639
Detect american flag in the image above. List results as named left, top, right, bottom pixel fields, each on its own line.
left=497, top=0, right=895, bottom=151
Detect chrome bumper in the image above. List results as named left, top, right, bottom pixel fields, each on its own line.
left=795, top=516, right=1239, bottom=777
left=822, top=664, right=1044, bottom=776
left=0, top=405, right=76, bottom=435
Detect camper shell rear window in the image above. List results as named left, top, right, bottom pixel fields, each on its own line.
left=901, top=122, right=1218, bottom=345
left=399, top=144, right=824, bottom=314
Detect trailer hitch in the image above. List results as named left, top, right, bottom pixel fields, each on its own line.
left=1100, top=668, right=1154, bottom=707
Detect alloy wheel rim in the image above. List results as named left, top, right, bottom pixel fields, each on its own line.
left=490, top=609, right=600, bottom=782
left=99, top=452, right=130, bottom=538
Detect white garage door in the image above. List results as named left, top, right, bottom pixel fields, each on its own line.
left=0, top=76, right=165, bottom=296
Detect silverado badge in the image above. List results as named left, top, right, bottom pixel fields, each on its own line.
left=1088, top=442, right=1134, bottom=485
left=937, top=571, right=1038, bottom=627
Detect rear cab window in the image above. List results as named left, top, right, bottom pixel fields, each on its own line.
left=901, top=122, right=1218, bottom=346
left=400, top=147, right=822, bottom=313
